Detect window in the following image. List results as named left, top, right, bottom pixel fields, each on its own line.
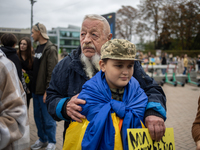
left=60, top=39, right=80, bottom=46
left=72, top=32, right=80, bottom=38
left=60, top=31, right=80, bottom=38
left=49, top=36, right=57, bottom=44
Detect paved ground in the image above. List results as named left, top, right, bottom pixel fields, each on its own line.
left=28, top=82, right=200, bottom=150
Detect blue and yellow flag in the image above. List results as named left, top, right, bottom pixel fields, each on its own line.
left=63, top=71, right=148, bottom=150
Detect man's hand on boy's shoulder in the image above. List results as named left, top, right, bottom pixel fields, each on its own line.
left=66, top=94, right=86, bottom=123
left=145, top=115, right=165, bottom=142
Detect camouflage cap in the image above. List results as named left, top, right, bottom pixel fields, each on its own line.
left=101, top=39, right=139, bottom=61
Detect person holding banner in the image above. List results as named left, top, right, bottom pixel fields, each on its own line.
left=192, top=96, right=200, bottom=150
left=46, top=14, right=166, bottom=144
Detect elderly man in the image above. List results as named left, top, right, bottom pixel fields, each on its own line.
left=46, top=14, right=166, bottom=143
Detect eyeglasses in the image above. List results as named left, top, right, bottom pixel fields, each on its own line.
left=35, top=23, right=40, bottom=31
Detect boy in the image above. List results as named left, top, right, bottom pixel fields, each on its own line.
left=63, top=39, right=149, bottom=150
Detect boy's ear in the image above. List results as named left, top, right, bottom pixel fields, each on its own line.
left=99, top=60, right=105, bottom=72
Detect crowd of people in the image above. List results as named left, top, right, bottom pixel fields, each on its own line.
left=0, top=14, right=199, bottom=150
left=0, top=23, right=57, bottom=150
left=137, top=51, right=200, bottom=75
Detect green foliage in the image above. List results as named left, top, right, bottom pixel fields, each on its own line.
left=115, top=0, right=200, bottom=50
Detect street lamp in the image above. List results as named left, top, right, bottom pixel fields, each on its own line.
left=30, top=0, right=37, bottom=46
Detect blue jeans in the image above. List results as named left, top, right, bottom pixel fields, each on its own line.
left=162, top=68, right=166, bottom=75
left=32, top=93, right=56, bottom=144
left=183, top=67, right=187, bottom=75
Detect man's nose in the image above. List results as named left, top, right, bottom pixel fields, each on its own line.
left=83, top=34, right=91, bottom=44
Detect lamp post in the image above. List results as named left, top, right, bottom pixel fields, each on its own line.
left=30, top=0, right=37, bottom=46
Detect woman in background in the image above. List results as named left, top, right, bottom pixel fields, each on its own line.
left=17, top=37, right=34, bottom=109
left=177, top=55, right=184, bottom=75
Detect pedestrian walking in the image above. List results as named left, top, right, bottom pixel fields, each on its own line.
left=183, top=54, right=188, bottom=74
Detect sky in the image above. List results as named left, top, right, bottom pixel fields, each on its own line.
left=0, top=0, right=141, bottom=30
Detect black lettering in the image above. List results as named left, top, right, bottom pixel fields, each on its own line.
left=153, top=140, right=157, bottom=150
left=164, top=143, right=169, bottom=150
left=147, top=145, right=152, bottom=150
left=157, top=143, right=161, bottom=150
left=169, top=143, right=173, bottom=150
left=129, top=132, right=143, bottom=149
left=142, top=132, right=149, bottom=144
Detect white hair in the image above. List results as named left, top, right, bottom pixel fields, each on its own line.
left=82, top=14, right=111, bottom=36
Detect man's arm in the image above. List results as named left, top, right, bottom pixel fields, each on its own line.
left=133, top=61, right=166, bottom=141
left=46, top=58, right=70, bottom=121
left=46, top=55, right=86, bottom=122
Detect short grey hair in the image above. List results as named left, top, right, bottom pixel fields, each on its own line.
left=82, top=14, right=111, bottom=36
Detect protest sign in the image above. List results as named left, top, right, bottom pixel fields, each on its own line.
left=127, top=128, right=175, bottom=150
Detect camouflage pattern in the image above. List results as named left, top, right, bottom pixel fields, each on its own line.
left=101, top=39, right=138, bottom=60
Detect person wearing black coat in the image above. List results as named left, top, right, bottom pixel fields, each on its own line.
left=0, top=33, right=22, bottom=82
left=17, top=37, right=34, bottom=109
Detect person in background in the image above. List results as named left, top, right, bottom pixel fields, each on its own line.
left=155, top=55, right=161, bottom=65
left=177, top=55, right=184, bottom=75
left=0, top=49, right=30, bottom=150
left=17, top=37, right=34, bottom=109
left=169, top=53, right=173, bottom=64
left=46, top=14, right=166, bottom=143
left=149, top=54, right=155, bottom=64
left=0, top=33, right=22, bottom=81
left=192, top=96, right=200, bottom=150
left=31, top=23, right=58, bottom=150
left=183, top=54, right=188, bottom=75
left=161, top=52, right=167, bottom=75
left=197, top=54, right=200, bottom=73
left=139, top=51, right=144, bottom=60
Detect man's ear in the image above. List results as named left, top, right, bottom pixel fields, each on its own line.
left=107, top=33, right=112, bottom=40
left=99, top=60, right=105, bottom=72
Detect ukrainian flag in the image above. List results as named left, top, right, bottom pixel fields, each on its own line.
left=63, top=71, right=148, bottom=150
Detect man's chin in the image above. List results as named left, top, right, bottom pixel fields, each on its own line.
left=83, top=52, right=95, bottom=59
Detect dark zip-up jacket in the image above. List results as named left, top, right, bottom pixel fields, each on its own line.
left=34, top=40, right=58, bottom=95
left=1, top=46, right=22, bottom=82
left=46, top=46, right=166, bottom=128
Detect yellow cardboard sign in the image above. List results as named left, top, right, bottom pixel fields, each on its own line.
left=127, top=128, right=175, bottom=150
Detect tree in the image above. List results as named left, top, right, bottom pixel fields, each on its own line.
left=158, top=0, right=200, bottom=50
left=138, top=0, right=163, bottom=49
left=115, top=6, right=138, bottom=41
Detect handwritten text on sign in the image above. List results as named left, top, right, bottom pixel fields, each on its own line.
left=127, top=128, right=175, bottom=150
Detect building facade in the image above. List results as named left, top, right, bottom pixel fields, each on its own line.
left=0, top=25, right=80, bottom=54
left=0, top=27, right=31, bottom=48
left=48, top=25, right=80, bottom=53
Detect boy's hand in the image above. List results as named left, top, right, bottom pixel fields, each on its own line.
left=145, top=115, right=165, bottom=141
left=67, top=94, right=86, bottom=123
left=196, top=140, right=200, bottom=150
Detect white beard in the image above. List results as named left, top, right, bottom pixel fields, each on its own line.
left=80, top=53, right=101, bottom=79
